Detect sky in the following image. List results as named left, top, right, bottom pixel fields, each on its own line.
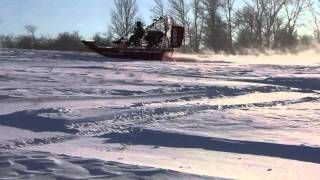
left=0, top=0, right=314, bottom=39
left=0, top=0, right=156, bottom=38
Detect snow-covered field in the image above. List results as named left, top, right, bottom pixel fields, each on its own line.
left=0, top=48, right=320, bottom=179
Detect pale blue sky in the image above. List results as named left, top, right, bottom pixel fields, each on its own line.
left=0, top=0, right=313, bottom=38
left=0, top=0, right=156, bottom=38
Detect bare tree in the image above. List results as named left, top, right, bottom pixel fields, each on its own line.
left=190, top=0, right=206, bottom=52
left=150, top=0, right=165, bottom=20
left=247, top=0, right=266, bottom=48
left=111, top=0, right=138, bottom=38
left=202, top=0, right=232, bottom=51
left=234, top=5, right=256, bottom=33
left=263, top=0, right=286, bottom=47
left=309, top=0, right=320, bottom=42
left=221, top=0, right=235, bottom=49
left=168, top=0, right=190, bottom=46
left=234, top=5, right=259, bottom=48
left=237, top=0, right=286, bottom=48
left=25, top=25, right=37, bottom=48
left=168, top=0, right=189, bottom=26
left=203, top=0, right=220, bottom=30
left=284, top=0, right=308, bottom=37
left=0, top=35, right=15, bottom=48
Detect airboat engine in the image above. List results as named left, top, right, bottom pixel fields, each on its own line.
left=144, top=16, right=185, bottom=49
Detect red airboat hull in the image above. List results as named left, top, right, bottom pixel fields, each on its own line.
left=82, top=41, right=174, bottom=61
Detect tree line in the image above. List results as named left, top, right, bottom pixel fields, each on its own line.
left=111, top=0, right=320, bottom=53
left=0, top=24, right=112, bottom=52
left=1, top=0, right=320, bottom=54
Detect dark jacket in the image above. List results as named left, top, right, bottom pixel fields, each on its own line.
left=134, top=27, right=145, bottom=39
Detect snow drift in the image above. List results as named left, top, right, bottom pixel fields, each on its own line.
left=0, top=48, right=320, bottom=179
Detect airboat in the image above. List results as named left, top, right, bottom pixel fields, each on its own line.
left=82, top=16, right=185, bottom=61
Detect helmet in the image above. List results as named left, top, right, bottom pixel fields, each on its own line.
left=136, top=21, right=142, bottom=27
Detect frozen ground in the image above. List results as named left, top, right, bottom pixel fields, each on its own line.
left=0, top=48, right=320, bottom=179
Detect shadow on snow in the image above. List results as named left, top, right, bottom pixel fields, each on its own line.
left=0, top=109, right=78, bottom=133
left=101, top=128, right=320, bottom=164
